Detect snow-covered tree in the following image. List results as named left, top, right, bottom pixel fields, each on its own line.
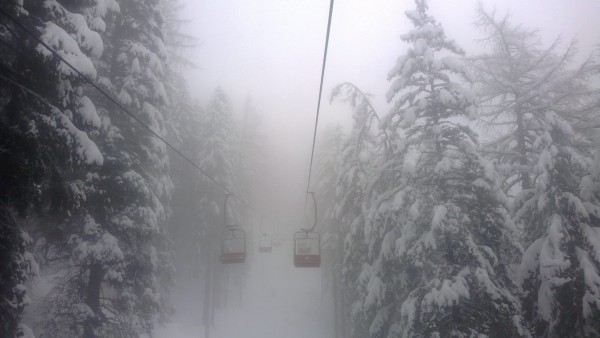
left=160, top=0, right=201, bottom=279
left=161, top=0, right=199, bottom=70
left=166, top=79, right=205, bottom=276
left=517, top=111, right=600, bottom=337
left=0, top=0, right=209, bottom=336
left=234, top=97, right=268, bottom=203
left=315, top=125, right=345, bottom=227
left=231, top=97, right=267, bottom=304
left=199, top=88, right=236, bottom=188
left=0, top=1, right=108, bottom=336
left=95, top=0, right=174, bottom=334
left=36, top=0, right=175, bottom=336
left=328, top=82, right=384, bottom=338
left=353, top=1, right=529, bottom=336
left=314, top=124, right=345, bottom=337
left=470, top=6, right=597, bottom=195
left=196, top=87, right=238, bottom=333
left=0, top=209, right=37, bottom=338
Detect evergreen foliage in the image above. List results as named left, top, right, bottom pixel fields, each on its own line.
left=517, top=111, right=600, bottom=337
left=470, top=5, right=597, bottom=195
left=0, top=0, right=599, bottom=337
left=0, top=1, right=106, bottom=335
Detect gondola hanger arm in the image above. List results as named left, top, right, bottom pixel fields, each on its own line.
left=304, top=192, right=317, bottom=232
left=224, top=193, right=235, bottom=228
left=259, top=215, right=267, bottom=236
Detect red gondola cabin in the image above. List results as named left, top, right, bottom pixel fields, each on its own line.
left=220, top=228, right=246, bottom=264
left=294, top=230, right=320, bottom=268
left=259, top=237, right=272, bottom=253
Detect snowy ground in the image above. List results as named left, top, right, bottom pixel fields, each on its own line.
left=155, top=236, right=333, bottom=338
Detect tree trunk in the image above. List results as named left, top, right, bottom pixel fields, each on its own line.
left=210, top=263, right=218, bottom=325
left=203, top=250, right=212, bottom=338
left=341, top=291, right=348, bottom=338
left=83, top=263, right=103, bottom=338
left=515, top=103, right=531, bottom=190
left=334, top=226, right=348, bottom=338
left=333, top=269, right=340, bottom=338
left=238, top=269, right=243, bottom=307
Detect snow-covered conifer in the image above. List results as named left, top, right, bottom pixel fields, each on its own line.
left=234, top=98, right=268, bottom=202
left=44, top=0, right=176, bottom=335
left=329, top=82, right=383, bottom=337
left=196, top=87, right=239, bottom=329
left=0, top=1, right=107, bottom=335
left=517, top=111, right=600, bottom=337
left=364, top=1, right=528, bottom=336
left=314, top=125, right=345, bottom=337
left=470, top=5, right=597, bottom=194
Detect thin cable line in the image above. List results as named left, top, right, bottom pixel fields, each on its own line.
left=0, top=8, right=262, bottom=217
left=305, top=0, right=335, bottom=195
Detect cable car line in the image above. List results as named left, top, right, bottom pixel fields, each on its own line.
left=305, top=0, right=335, bottom=195
left=0, top=8, right=262, bottom=219
left=2, top=2, right=336, bottom=268
left=290, top=0, right=334, bottom=269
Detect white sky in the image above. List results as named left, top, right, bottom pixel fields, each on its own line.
left=179, top=0, right=600, bottom=220
left=183, top=0, right=599, bottom=126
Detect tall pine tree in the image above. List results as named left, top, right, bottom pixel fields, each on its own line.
left=329, top=82, right=384, bottom=338
left=470, top=5, right=597, bottom=196
left=0, top=1, right=107, bottom=336
left=42, top=0, right=176, bottom=335
left=365, top=1, right=527, bottom=336
left=197, top=87, right=238, bottom=335
left=517, top=111, right=600, bottom=337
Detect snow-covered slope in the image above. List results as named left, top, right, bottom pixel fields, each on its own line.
left=156, top=235, right=333, bottom=338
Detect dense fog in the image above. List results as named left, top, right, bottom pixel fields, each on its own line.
left=1, top=0, right=600, bottom=337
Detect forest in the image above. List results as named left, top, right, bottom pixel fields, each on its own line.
left=1, top=0, right=600, bottom=337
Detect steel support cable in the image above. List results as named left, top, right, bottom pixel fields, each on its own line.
left=0, top=8, right=262, bottom=218
left=303, top=0, right=334, bottom=232
left=305, top=0, right=335, bottom=195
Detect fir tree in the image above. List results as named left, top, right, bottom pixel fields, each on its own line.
left=197, top=87, right=238, bottom=334
left=470, top=5, right=597, bottom=195
left=44, top=0, right=176, bottom=336
left=370, top=1, right=527, bottom=336
left=166, top=78, right=204, bottom=277
left=314, top=124, right=345, bottom=338
left=0, top=1, right=106, bottom=335
left=517, top=111, right=600, bottom=337
left=329, top=82, right=383, bottom=337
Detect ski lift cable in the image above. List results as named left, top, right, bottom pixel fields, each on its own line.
left=305, top=0, right=335, bottom=196
left=0, top=8, right=263, bottom=218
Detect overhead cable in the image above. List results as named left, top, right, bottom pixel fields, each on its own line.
left=0, top=8, right=262, bottom=217
left=305, top=0, right=335, bottom=195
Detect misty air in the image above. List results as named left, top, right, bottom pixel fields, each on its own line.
left=1, top=0, right=600, bottom=337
